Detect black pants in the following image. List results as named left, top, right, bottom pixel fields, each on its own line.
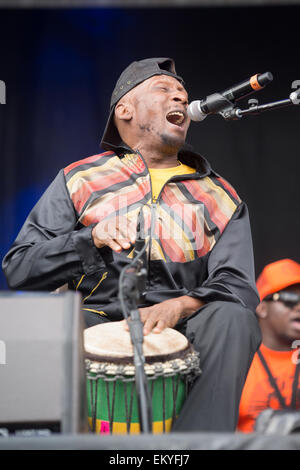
left=172, top=301, right=262, bottom=432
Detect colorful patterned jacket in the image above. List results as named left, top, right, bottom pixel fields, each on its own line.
left=2, top=143, right=259, bottom=325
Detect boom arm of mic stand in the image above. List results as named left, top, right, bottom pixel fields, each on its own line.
left=223, top=97, right=298, bottom=120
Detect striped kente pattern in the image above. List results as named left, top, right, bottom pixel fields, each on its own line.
left=64, top=152, right=241, bottom=263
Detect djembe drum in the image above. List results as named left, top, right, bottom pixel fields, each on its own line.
left=84, top=321, right=201, bottom=434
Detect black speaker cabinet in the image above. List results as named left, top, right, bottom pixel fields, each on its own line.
left=0, top=291, right=88, bottom=436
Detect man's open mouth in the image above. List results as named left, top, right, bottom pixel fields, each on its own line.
left=289, top=313, right=300, bottom=331
left=166, top=110, right=186, bottom=127
left=290, top=316, right=300, bottom=323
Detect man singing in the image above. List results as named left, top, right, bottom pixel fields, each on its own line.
left=2, top=58, right=261, bottom=431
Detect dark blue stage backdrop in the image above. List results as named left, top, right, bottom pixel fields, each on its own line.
left=0, top=6, right=299, bottom=290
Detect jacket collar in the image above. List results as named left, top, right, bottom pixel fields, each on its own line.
left=100, top=138, right=217, bottom=178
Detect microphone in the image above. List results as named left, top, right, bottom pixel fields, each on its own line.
left=188, top=72, right=273, bottom=121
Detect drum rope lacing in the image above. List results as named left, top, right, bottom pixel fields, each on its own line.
left=85, top=350, right=201, bottom=383
left=86, top=351, right=201, bottom=433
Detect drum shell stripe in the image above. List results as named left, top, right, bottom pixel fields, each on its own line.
left=89, top=418, right=174, bottom=434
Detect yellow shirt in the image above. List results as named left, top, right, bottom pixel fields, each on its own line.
left=149, top=162, right=196, bottom=202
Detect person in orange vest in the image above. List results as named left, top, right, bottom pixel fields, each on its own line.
left=237, top=259, right=300, bottom=432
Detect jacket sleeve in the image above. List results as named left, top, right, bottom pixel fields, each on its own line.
left=2, top=169, right=108, bottom=291
left=187, top=201, right=260, bottom=312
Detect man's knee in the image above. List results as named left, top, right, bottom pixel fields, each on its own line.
left=182, top=301, right=261, bottom=371
left=213, top=300, right=258, bottom=325
left=191, top=300, right=257, bottom=323
left=186, top=300, right=261, bottom=346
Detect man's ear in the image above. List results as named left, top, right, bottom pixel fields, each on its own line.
left=115, top=101, right=133, bottom=122
left=256, top=301, right=269, bottom=320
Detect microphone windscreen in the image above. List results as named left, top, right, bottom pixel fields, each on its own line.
left=187, top=101, right=207, bottom=122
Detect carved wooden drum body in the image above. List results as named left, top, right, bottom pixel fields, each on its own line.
left=84, top=321, right=201, bottom=434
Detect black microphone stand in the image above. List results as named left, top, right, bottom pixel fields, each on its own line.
left=118, top=237, right=153, bottom=434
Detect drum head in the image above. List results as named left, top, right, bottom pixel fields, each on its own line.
left=84, top=321, right=190, bottom=364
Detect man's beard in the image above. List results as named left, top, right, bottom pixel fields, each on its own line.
left=159, top=132, right=185, bottom=155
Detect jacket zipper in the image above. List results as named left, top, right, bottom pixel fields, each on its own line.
left=135, top=150, right=197, bottom=283
left=135, top=150, right=155, bottom=283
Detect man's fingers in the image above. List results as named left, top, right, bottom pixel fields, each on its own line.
left=142, top=317, right=154, bottom=336
left=113, top=226, right=132, bottom=250
left=143, top=314, right=165, bottom=335
left=117, top=218, right=136, bottom=245
left=122, top=299, right=183, bottom=337
left=122, top=308, right=170, bottom=336
left=95, top=221, right=136, bottom=252
left=152, top=319, right=167, bottom=334
left=106, top=237, right=124, bottom=253
left=95, top=216, right=137, bottom=251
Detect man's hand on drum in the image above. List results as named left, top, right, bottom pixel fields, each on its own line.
left=123, top=296, right=204, bottom=336
left=92, top=215, right=136, bottom=252
left=138, top=298, right=183, bottom=335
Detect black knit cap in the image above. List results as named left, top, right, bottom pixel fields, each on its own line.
left=100, top=57, right=184, bottom=151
